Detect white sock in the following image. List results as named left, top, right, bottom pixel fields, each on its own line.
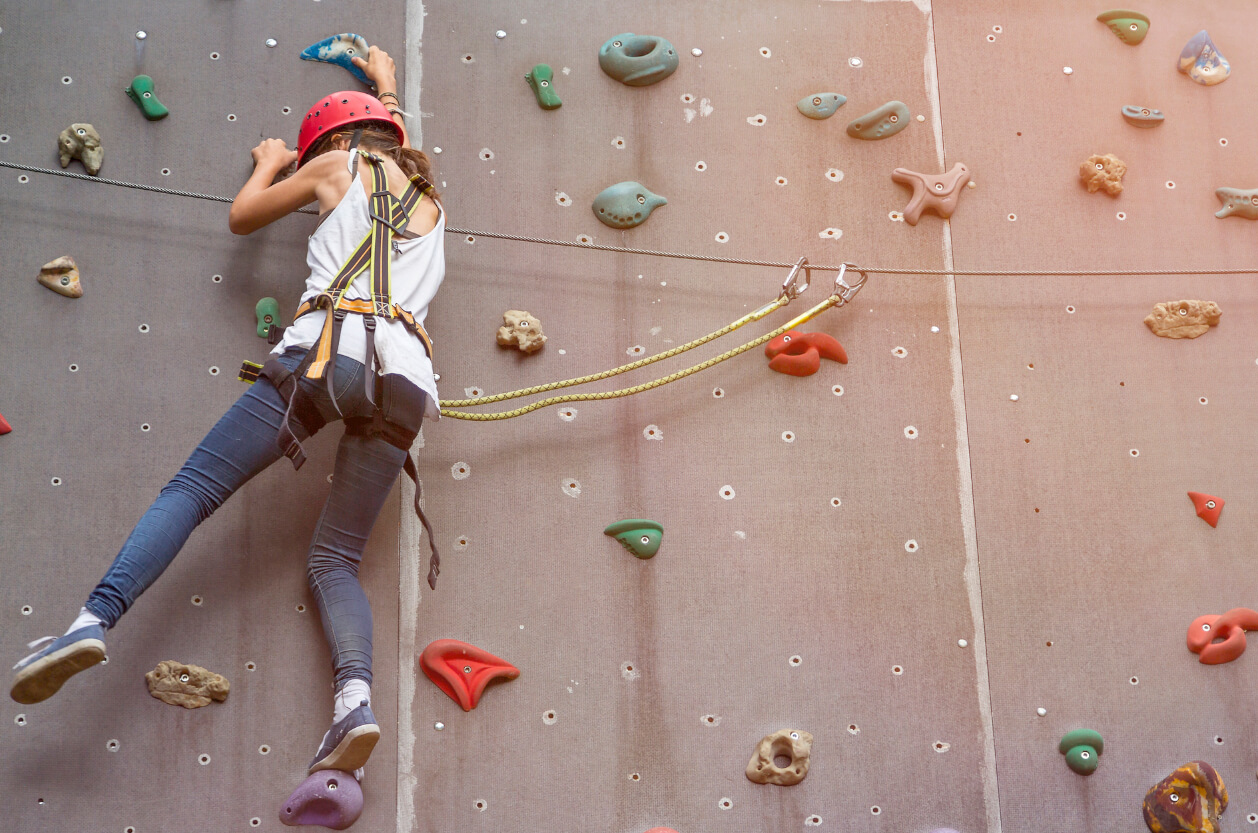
left=333, top=679, right=371, bottom=724
left=65, top=607, right=104, bottom=635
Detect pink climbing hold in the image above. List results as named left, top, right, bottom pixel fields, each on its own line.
left=1187, top=491, right=1224, bottom=527
left=764, top=330, right=848, bottom=377
left=1187, top=608, right=1258, bottom=665
left=420, top=639, right=520, bottom=711
left=0, top=412, right=10, bottom=435
left=279, top=770, right=363, bottom=830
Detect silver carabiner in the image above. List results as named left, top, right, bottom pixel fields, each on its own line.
left=778, top=256, right=811, bottom=303
left=833, top=262, right=869, bottom=305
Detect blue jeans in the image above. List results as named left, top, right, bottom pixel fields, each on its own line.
left=85, top=347, right=417, bottom=688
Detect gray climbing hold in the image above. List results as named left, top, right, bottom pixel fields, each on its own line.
left=846, top=101, right=910, bottom=140
left=592, top=181, right=667, bottom=229
left=58, top=123, right=103, bottom=175
left=598, top=33, right=679, bottom=86
left=1121, top=105, right=1164, bottom=127
left=797, top=93, right=847, bottom=120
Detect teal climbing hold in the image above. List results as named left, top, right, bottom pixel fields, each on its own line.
left=1121, top=105, right=1164, bottom=127
left=1096, top=10, right=1150, bottom=45
left=1214, top=188, right=1258, bottom=220
left=125, top=75, right=169, bottom=120
left=846, top=101, right=910, bottom=140
left=256, top=297, right=280, bottom=338
left=592, top=181, right=667, bottom=229
left=598, top=34, right=679, bottom=87
left=1058, top=729, right=1104, bottom=775
left=604, top=519, right=664, bottom=558
left=525, top=64, right=562, bottom=110
left=797, top=93, right=847, bottom=120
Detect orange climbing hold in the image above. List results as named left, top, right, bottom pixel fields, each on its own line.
left=1187, top=608, right=1258, bottom=665
left=420, top=639, right=520, bottom=711
left=1187, top=492, right=1224, bottom=527
left=764, top=330, right=848, bottom=377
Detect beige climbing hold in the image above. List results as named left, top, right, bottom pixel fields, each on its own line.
left=746, top=728, right=813, bottom=786
left=496, top=309, right=547, bottom=353
left=57, top=123, right=103, bottom=175
left=145, top=660, right=230, bottom=709
left=1079, top=153, right=1126, bottom=196
left=1144, top=300, right=1221, bottom=339
left=38, top=256, right=83, bottom=298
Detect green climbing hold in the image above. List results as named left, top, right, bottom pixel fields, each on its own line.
left=1097, top=10, right=1150, bottom=46
left=255, top=297, right=280, bottom=338
left=797, top=93, right=846, bottom=120
left=598, top=33, right=679, bottom=87
left=525, top=64, right=562, bottom=110
left=846, top=101, right=910, bottom=140
left=604, top=519, right=664, bottom=558
left=125, top=75, right=169, bottom=120
left=1058, top=729, right=1104, bottom=775
left=592, top=181, right=667, bottom=229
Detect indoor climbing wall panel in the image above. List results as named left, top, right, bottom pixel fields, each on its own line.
left=0, top=2, right=408, bottom=830
left=932, top=1, right=1258, bottom=831
left=413, top=2, right=994, bottom=832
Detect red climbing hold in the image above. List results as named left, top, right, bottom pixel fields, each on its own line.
left=643, top=829, right=681, bottom=833
left=0, top=413, right=9, bottom=435
left=764, top=330, right=848, bottom=377
left=420, top=639, right=520, bottom=711
left=1187, top=491, right=1224, bottom=527
left=1188, top=608, right=1258, bottom=664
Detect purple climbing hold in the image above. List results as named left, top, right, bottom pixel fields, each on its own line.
left=279, top=770, right=363, bottom=830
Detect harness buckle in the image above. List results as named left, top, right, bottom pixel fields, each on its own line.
left=833, top=262, right=869, bottom=305
left=778, top=256, right=810, bottom=303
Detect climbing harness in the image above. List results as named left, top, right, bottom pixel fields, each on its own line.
left=240, top=136, right=444, bottom=588
left=439, top=259, right=867, bottom=420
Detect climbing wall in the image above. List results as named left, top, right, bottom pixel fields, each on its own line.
left=4, top=1, right=1258, bottom=832
left=0, top=2, right=409, bottom=831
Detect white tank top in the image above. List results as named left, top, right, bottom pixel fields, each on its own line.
left=272, top=168, right=445, bottom=420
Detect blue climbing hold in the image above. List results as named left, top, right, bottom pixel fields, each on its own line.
left=301, top=34, right=373, bottom=87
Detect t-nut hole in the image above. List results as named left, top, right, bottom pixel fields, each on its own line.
left=295, top=603, right=306, bottom=613
left=211, top=274, right=223, bottom=283
left=871, top=806, right=881, bottom=815
left=1166, top=181, right=1176, bottom=189
left=138, top=324, right=150, bottom=333
left=14, top=714, right=26, bottom=726
left=62, top=76, right=72, bottom=84
left=1220, top=138, right=1228, bottom=147
left=0, top=135, right=9, bottom=143
left=211, top=52, right=220, bottom=60
left=140, top=423, right=151, bottom=432
left=250, top=819, right=261, bottom=828
left=227, top=114, right=237, bottom=122
left=259, top=744, right=270, bottom=754
left=719, top=798, right=733, bottom=810
left=208, top=366, right=220, bottom=375
left=18, top=175, right=29, bottom=183
left=1130, top=676, right=1139, bottom=685
left=246, top=661, right=256, bottom=671
left=50, top=477, right=63, bottom=486
left=1215, top=736, right=1224, bottom=745
left=892, top=665, right=904, bottom=675
left=198, top=754, right=211, bottom=765
left=1116, top=212, right=1126, bottom=221
left=191, top=595, right=203, bottom=606
left=107, top=739, right=119, bottom=751
left=474, top=800, right=486, bottom=811
left=1007, top=213, right=1017, bottom=221
left=21, top=605, right=32, bottom=615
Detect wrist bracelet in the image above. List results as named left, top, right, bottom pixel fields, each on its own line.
left=378, top=91, right=400, bottom=102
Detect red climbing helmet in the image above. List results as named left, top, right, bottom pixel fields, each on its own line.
left=297, top=91, right=403, bottom=167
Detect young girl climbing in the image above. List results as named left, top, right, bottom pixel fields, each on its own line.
left=10, top=47, right=444, bottom=777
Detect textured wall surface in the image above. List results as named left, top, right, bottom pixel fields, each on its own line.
left=3, top=1, right=1257, bottom=832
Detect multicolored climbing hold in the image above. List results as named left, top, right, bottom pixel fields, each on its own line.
left=1122, top=105, right=1164, bottom=127
left=38, top=256, right=83, bottom=298
left=796, top=92, right=846, bottom=120
left=846, top=101, right=910, bottom=140
left=1178, top=30, right=1230, bottom=86
left=496, top=310, right=547, bottom=353
left=592, top=181, right=667, bottom=229
left=0, top=413, right=11, bottom=435
left=765, top=330, right=847, bottom=377
left=144, top=660, right=230, bottom=709
left=1214, top=188, right=1258, bottom=220
left=420, top=639, right=519, bottom=711
left=125, top=75, right=169, bottom=120
left=598, top=33, right=679, bottom=86
left=279, top=770, right=363, bottom=830
left=1187, top=492, right=1224, bottom=527
left=891, top=163, right=972, bottom=225
left=525, top=64, right=562, bottom=110
left=604, top=519, right=664, bottom=559
left=57, top=123, right=103, bottom=175
left=1143, top=761, right=1227, bottom=833
left=1097, top=10, right=1150, bottom=45
left=1187, top=609, right=1258, bottom=665
left=1079, top=153, right=1126, bottom=196
left=1058, top=728, right=1104, bottom=775
left=256, top=297, right=280, bottom=339
left=301, top=34, right=373, bottom=86
left=1144, top=301, right=1221, bottom=339
left=746, top=728, right=813, bottom=786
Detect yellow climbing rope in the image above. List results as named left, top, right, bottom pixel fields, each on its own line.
left=439, top=261, right=867, bottom=421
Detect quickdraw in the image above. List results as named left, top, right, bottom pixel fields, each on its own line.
left=438, top=259, right=868, bottom=421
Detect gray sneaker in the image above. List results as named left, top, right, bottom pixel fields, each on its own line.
left=11, top=624, right=106, bottom=704
left=308, top=700, right=380, bottom=774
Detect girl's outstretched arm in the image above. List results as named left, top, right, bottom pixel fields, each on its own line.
left=229, top=140, right=348, bottom=235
